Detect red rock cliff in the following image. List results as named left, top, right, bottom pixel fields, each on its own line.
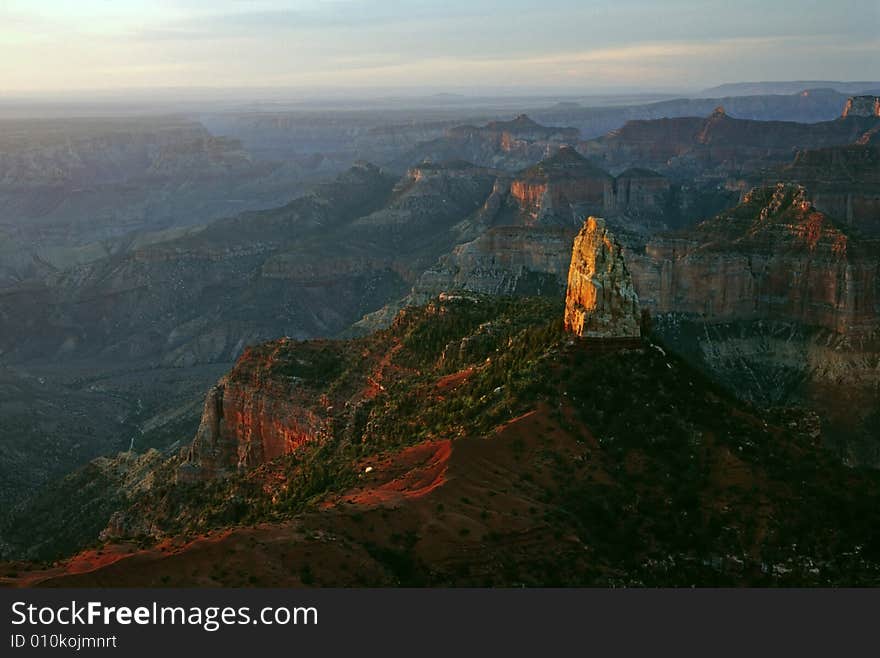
left=182, top=340, right=333, bottom=479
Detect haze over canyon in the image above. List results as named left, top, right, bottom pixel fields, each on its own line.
left=1, top=1, right=879, bottom=585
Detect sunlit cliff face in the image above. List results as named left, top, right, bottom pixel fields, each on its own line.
left=564, top=217, right=641, bottom=338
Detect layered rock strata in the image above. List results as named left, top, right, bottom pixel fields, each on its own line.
left=629, top=184, right=879, bottom=335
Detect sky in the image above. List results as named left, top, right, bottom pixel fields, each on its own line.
left=1, top=0, right=878, bottom=94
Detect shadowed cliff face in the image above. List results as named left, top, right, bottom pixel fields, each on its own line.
left=412, top=226, right=574, bottom=300
left=759, top=144, right=880, bottom=237
left=564, top=217, right=641, bottom=338
left=0, top=164, right=400, bottom=365
left=0, top=161, right=511, bottom=368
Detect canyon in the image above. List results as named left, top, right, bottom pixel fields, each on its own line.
left=2, top=89, right=880, bottom=582
left=188, top=214, right=645, bottom=481
left=356, top=102, right=880, bottom=468
left=355, top=147, right=672, bottom=331
left=0, top=116, right=327, bottom=284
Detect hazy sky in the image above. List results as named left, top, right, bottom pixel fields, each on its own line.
left=1, top=0, right=878, bottom=93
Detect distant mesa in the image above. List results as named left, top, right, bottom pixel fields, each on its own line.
left=701, top=81, right=880, bottom=96
left=842, top=96, right=880, bottom=118
left=564, top=217, right=641, bottom=338
left=449, top=114, right=579, bottom=142
left=403, top=113, right=580, bottom=172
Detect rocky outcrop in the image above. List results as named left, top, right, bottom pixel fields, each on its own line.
left=183, top=379, right=324, bottom=478
left=507, top=147, right=669, bottom=226
left=842, top=96, right=880, bottom=118
left=181, top=340, right=333, bottom=478
left=629, top=184, right=879, bottom=335
left=564, top=217, right=641, bottom=338
left=478, top=114, right=580, bottom=142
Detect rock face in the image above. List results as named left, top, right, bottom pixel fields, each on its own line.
left=629, top=184, right=879, bottom=335
left=842, top=96, right=880, bottom=118
left=564, top=217, right=641, bottom=338
left=604, top=167, right=671, bottom=214
left=183, top=376, right=323, bottom=479
left=415, top=226, right=573, bottom=299
left=182, top=339, right=333, bottom=478
left=507, top=146, right=670, bottom=225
